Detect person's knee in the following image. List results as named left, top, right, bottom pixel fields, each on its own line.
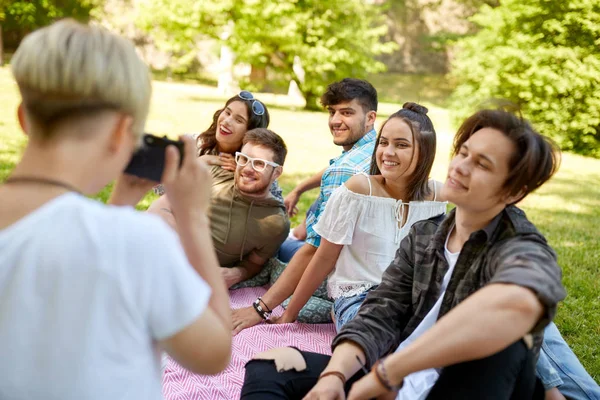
left=251, top=347, right=307, bottom=373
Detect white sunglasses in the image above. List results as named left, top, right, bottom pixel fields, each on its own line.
left=235, top=152, right=280, bottom=172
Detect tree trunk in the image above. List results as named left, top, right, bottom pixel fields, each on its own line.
left=302, top=89, right=321, bottom=111
left=249, top=64, right=267, bottom=90
left=0, top=24, right=4, bottom=66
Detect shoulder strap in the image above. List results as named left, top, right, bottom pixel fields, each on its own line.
left=359, top=172, right=373, bottom=196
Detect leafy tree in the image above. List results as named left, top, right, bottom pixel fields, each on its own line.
left=450, top=0, right=600, bottom=157
left=139, top=0, right=394, bottom=109
left=0, top=0, right=101, bottom=64
left=2, top=0, right=98, bottom=30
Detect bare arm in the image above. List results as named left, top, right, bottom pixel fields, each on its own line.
left=284, top=167, right=326, bottom=216
left=385, top=284, right=543, bottom=384
left=153, top=137, right=231, bottom=374
left=231, top=242, right=317, bottom=334
left=158, top=212, right=231, bottom=374
left=347, top=284, right=544, bottom=399
left=260, top=243, right=317, bottom=310
left=147, top=195, right=229, bottom=326
left=278, top=239, right=343, bottom=322
left=222, top=251, right=268, bottom=288
left=303, top=341, right=368, bottom=399
left=296, top=167, right=326, bottom=193
left=147, top=194, right=178, bottom=231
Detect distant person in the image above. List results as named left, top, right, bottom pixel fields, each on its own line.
left=149, top=128, right=290, bottom=288
left=0, top=19, right=230, bottom=400
left=241, top=108, right=566, bottom=400
left=231, top=78, right=378, bottom=333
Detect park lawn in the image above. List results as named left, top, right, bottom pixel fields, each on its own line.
left=0, top=67, right=598, bottom=380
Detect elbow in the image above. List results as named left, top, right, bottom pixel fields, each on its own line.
left=499, top=285, right=544, bottom=327
left=205, top=341, right=232, bottom=375
left=189, top=336, right=232, bottom=375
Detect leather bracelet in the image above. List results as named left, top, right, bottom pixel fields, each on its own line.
left=318, top=370, right=346, bottom=385
left=252, top=298, right=271, bottom=320
left=372, top=357, right=402, bottom=392
left=257, top=297, right=272, bottom=313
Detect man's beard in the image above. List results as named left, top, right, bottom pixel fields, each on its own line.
left=235, top=170, right=273, bottom=196
left=333, top=117, right=367, bottom=147
left=238, top=180, right=270, bottom=195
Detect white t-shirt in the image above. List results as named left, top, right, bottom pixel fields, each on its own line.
left=0, top=194, right=211, bottom=400
left=395, top=226, right=459, bottom=400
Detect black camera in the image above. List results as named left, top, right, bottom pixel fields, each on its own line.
left=124, top=134, right=185, bottom=182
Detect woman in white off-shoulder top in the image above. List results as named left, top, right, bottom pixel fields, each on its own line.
left=274, top=102, right=447, bottom=330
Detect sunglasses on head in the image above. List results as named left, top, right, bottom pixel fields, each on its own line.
left=238, top=90, right=266, bottom=116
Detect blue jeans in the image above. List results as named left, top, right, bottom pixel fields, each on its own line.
left=277, top=238, right=305, bottom=263
left=277, top=201, right=319, bottom=263
left=332, top=289, right=372, bottom=332
left=536, top=322, right=600, bottom=399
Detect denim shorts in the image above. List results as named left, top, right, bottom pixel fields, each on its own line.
left=332, top=287, right=375, bottom=332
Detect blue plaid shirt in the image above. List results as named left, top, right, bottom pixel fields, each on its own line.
left=305, top=129, right=377, bottom=247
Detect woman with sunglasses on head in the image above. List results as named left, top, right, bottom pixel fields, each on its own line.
left=196, top=90, right=269, bottom=171
left=156, top=91, right=283, bottom=199
left=270, top=103, right=447, bottom=329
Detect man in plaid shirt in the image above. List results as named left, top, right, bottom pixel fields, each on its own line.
left=232, top=78, right=378, bottom=333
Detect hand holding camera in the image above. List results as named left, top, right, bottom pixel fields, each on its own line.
left=111, top=133, right=211, bottom=214
left=160, top=135, right=212, bottom=219
left=110, top=134, right=185, bottom=207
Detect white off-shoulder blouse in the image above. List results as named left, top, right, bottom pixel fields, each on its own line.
left=313, top=175, right=447, bottom=299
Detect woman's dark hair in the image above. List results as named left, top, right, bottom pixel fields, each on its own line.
left=452, top=108, right=560, bottom=204
left=370, top=102, right=437, bottom=201
left=320, top=78, right=378, bottom=113
left=196, top=94, right=270, bottom=156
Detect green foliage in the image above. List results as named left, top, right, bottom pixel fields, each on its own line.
left=450, top=0, right=600, bottom=157
left=1, top=0, right=99, bottom=30
left=138, top=0, right=395, bottom=109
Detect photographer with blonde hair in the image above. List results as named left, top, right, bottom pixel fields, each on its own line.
left=0, top=19, right=230, bottom=400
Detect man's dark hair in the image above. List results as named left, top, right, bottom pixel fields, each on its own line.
left=452, top=108, right=560, bottom=204
left=243, top=128, right=287, bottom=166
left=320, top=78, right=378, bottom=112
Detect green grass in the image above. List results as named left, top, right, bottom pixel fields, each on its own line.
left=0, top=67, right=598, bottom=381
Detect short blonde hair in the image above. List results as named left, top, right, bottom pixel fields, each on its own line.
left=11, top=19, right=151, bottom=140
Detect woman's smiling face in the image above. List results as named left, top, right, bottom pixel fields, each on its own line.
left=215, top=100, right=249, bottom=151
left=375, top=117, right=418, bottom=181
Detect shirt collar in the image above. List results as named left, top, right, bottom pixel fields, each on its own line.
left=330, top=128, right=377, bottom=164
left=434, top=207, right=505, bottom=251
left=349, top=128, right=377, bottom=152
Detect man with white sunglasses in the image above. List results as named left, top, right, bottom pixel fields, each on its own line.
left=149, top=128, right=290, bottom=288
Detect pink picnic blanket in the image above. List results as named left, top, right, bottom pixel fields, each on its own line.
left=162, top=286, right=337, bottom=400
